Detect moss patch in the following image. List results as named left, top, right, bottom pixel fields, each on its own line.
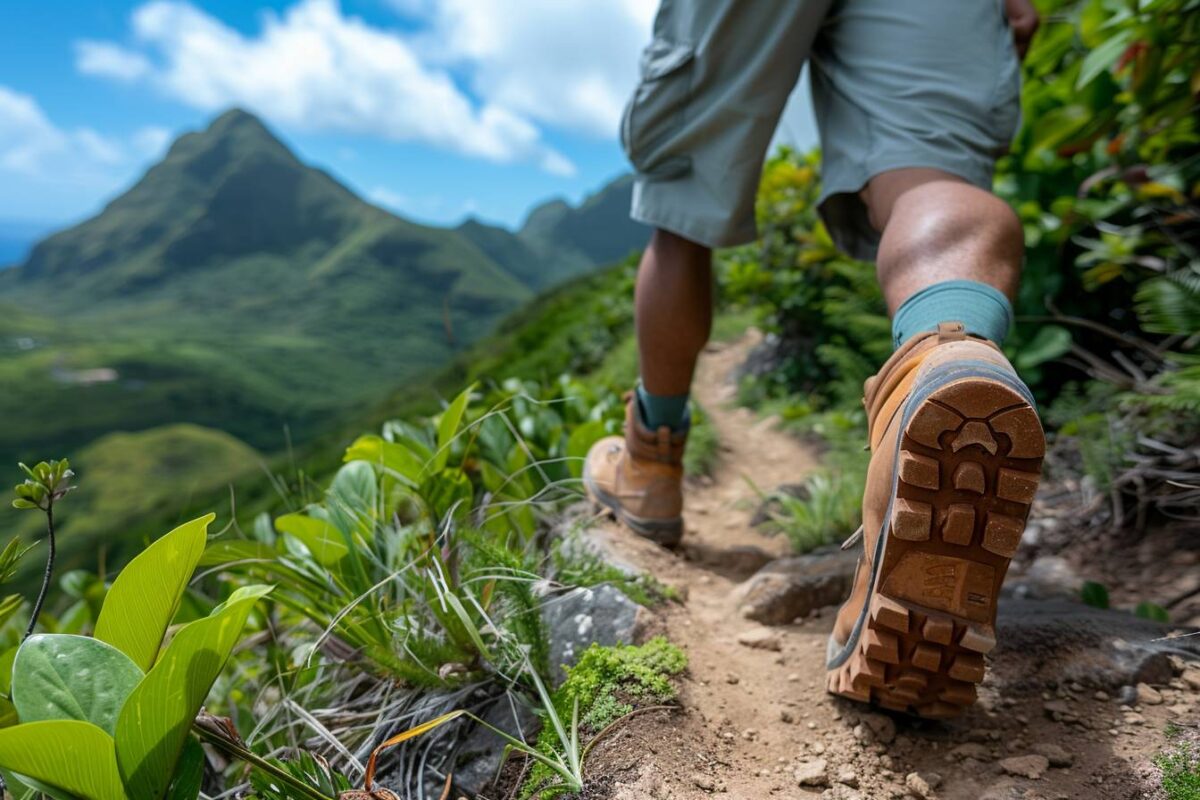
left=1156, top=724, right=1200, bottom=800
left=521, top=638, right=687, bottom=798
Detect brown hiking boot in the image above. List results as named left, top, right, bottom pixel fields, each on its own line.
left=826, top=322, right=1045, bottom=718
left=583, top=392, right=686, bottom=546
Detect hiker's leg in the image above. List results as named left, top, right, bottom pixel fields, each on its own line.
left=635, top=229, right=713, bottom=400
left=865, top=168, right=1023, bottom=315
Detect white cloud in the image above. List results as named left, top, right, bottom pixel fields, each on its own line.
left=77, top=0, right=575, bottom=175
left=0, top=87, right=68, bottom=173
left=427, top=0, right=653, bottom=137
left=0, top=85, right=172, bottom=179
left=132, top=125, right=172, bottom=159
left=75, top=40, right=152, bottom=81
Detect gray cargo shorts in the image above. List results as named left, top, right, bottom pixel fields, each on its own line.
left=622, top=0, right=1022, bottom=260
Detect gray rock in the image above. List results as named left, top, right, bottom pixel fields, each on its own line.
left=905, top=771, right=941, bottom=798
left=1004, top=555, right=1084, bottom=601
left=1031, top=742, right=1073, bottom=768
left=451, top=695, right=537, bottom=795
left=993, top=598, right=1200, bottom=691
left=736, top=628, right=783, bottom=651
left=795, top=757, right=829, bottom=787
left=860, top=712, right=897, bottom=744
left=998, top=754, right=1049, bottom=779
left=554, top=525, right=643, bottom=579
left=735, top=547, right=859, bottom=625
left=541, top=584, right=645, bottom=682
left=683, top=540, right=774, bottom=580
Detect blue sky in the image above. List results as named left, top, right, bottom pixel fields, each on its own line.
left=0, top=0, right=817, bottom=247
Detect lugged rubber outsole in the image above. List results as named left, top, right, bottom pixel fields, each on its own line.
left=826, top=374, right=1045, bottom=718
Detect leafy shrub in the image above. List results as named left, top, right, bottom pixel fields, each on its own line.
left=0, top=515, right=269, bottom=800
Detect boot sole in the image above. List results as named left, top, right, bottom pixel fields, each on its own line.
left=826, top=363, right=1044, bottom=718
left=582, top=465, right=684, bottom=547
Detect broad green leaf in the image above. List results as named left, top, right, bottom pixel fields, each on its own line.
left=566, top=420, right=608, bottom=479
left=344, top=435, right=423, bottom=486
left=163, top=738, right=204, bottom=800
left=1027, top=104, right=1091, bottom=160
left=1015, top=325, right=1072, bottom=371
left=12, top=635, right=142, bottom=734
left=94, top=514, right=213, bottom=672
left=274, top=513, right=348, bottom=567
left=0, top=720, right=126, bottom=800
left=434, top=383, right=474, bottom=472
left=1081, top=580, right=1110, bottom=610
left=327, top=461, right=378, bottom=542
left=198, top=540, right=277, bottom=567
left=1076, top=29, right=1134, bottom=88
left=115, top=584, right=270, bottom=800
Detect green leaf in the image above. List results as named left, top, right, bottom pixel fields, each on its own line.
left=1027, top=104, right=1091, bottom=160
left=434, top=383, right=474, bottom=472
left=326, top=461, right=378, bottom=542
left=163, top=738, right=204, bottom=800
left=0, top=594, right=24, bottom=630
left=344, top=435, right=424, bottom=486
left=1015, top=325, right=1073, bottom=371
left=94, top=514, right=213, bottom=673
left=1076, top=29, right=1134, bottom=88
left=198, top=540, right=277, bottom=567
left=566, top=420, right=608, bottom=479
left=12, top=635, right=143, bottom=735
left=419, top=469, right=473, bottom=525
left=274, top=513, right=348, bottom=567
left=0, top=698, right=17, bottom=729
left=0, top=645, right=16, bottom=695
left=1135, top=602, right=1170, bottom=623
left=0, top=720, right=126, bottom=800
left=115, top=584, right=270, bottom=800
left=1081, top=580, right=1110, bottom=609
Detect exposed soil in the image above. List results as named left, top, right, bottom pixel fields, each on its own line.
left=571, top=332, right=1199, bottom=800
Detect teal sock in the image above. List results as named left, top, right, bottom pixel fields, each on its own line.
left=635, top=382, right=690, bottom=432
left=891, top=279, right=1013, bottom=348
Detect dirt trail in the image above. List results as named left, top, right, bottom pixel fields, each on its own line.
left=579, top=331, right=1195, bottom=800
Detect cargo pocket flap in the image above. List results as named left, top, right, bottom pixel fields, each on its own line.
left=639, top=38, right=694, bottom=82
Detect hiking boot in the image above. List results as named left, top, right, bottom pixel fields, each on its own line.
left=583, top=392, right=686, bottom=546
left=826, top=322, right=1045, bottom=718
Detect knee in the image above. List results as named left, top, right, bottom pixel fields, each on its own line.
left=878, top=183, right=1024, bottom=270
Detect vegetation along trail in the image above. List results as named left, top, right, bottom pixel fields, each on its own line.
left=575, top=331, right=1199, bottom=800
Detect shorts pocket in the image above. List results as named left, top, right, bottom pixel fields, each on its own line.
left=620, top=37, right=695, bottom=180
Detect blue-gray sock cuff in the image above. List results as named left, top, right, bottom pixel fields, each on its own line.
left=891, top=279, right=1013, bottom=348
left=635, top=382, right=690, bottom=432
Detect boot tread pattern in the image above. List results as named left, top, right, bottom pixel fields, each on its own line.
left=827, top=376, right=1044, bottom=718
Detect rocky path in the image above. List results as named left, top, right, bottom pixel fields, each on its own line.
left=578, top=332, right=1200, bottom=800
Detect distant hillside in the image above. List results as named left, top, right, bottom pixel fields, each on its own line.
left=457, top=176, right=644, bottom=291
left=0, top=109, right=646, bottom=469
left=0, top=219, right=54, bottom=268
left=517, top=174, right=646, bottom=272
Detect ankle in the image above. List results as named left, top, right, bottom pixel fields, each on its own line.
left=635, top=382, right=691, bottom=432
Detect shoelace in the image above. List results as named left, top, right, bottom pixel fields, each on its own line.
left=840, top=524, right=864, bottom=551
